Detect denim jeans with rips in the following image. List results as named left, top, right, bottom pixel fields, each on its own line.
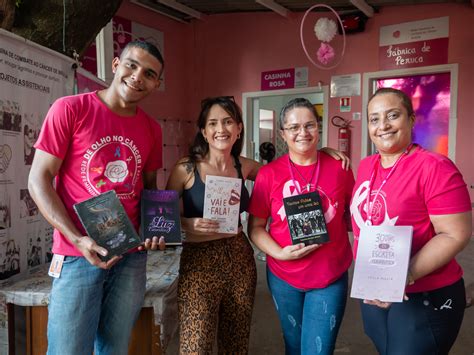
left=46, top=251, right=147, bottom=355
left=267, top=267, right=348, bottom=355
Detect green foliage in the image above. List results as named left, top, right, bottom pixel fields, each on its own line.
left=16, top=0, right=23, bottom=8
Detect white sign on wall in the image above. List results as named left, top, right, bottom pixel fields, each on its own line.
left=330, top=73, right=361, bottom=98
left=0, top=29, right=74, bottom=286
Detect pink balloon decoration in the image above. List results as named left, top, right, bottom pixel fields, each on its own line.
left=317, top=43, right=335, bottom=65
left=300, top=4, right=346, bottom=70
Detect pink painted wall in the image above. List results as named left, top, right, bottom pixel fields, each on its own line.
left=117, top=2, right=473, bottom=202
left=116, top=1, right=191, bottom=120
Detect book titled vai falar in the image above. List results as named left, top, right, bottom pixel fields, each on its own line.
left=141, top=189, right=182, bottom=245
left=283, top=191, right=329, bottom=246
left=73, top=190, right=141, bottom=261
left=203, top=175, right=242, bottom=234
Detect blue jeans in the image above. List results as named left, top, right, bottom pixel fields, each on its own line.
left=360, top=278, right=466, bottom=355
left=267, top=267, right=348, bottom=355
left=47, top=251, right=147, bottom=355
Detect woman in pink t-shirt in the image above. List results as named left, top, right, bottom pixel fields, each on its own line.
left=249, top=98, right=354, bottom=355
left=350, top=88, right=471, bottom=354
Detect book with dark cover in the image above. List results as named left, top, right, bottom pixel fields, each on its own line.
left=141, top=189, right=182, bottom=245
left=283, top=191, right=330, bottom=246
left=73, top=190, right=141, bottom=261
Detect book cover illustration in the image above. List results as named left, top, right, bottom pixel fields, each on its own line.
left=73, top=190, right=141, bottom=261
left=141, top=189, right=182, bottom=245
left=283, top=191, right=329, bottom=246
left=203, top=175, right=242, bottom=234
left=350, top=225, right=413, bottom=303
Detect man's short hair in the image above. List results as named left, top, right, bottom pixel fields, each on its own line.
left=121, top=40, right=165, bottom=70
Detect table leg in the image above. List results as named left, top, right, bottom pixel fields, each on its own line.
left=10, top=306, right=161, bottom=355
left=129, top=307, right=162, bottom=355
left=7, top=303, right=15, bottom=355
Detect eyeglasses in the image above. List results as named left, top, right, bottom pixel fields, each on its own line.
left=201, top=96, right=235, bottom=108
left=282, top=122, right=318, bottom=135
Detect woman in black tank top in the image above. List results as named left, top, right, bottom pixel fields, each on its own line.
left=166, top=96, right=260, bottom=354
left=165, top=97, right=349, bottom=354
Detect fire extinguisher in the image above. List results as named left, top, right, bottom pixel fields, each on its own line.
left=331, top=116, right=352, bottom=158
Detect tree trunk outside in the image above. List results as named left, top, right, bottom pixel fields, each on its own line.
left=0, top=0, right=123, bottom=58
left=0, top=0, right=14, bottom=29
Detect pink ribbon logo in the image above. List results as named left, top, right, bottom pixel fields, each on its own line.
left=277, top=180, right=337, bottom=224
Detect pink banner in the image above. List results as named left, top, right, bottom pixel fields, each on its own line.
left=261, top=68, right=295, bottom=91
left=379, top=38, right=449, bottom=70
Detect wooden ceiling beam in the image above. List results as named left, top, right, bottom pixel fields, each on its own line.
left=349, top=0, right=375, bottom=17
left=255, top=0, right=290, bottom=18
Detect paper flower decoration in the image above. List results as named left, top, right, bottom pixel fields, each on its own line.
left=317, top=42, right=335, bottom=65
left=314, top=17, right=338, bottom=42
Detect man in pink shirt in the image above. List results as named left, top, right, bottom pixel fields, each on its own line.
left=29, top=40, right=164, bottom=355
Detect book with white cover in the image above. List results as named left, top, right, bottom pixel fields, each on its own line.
left=351, top=225, right=413, bottom=303
left=203, top=175, right=242, bottom=234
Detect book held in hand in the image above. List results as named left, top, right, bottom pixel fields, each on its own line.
left=350, top=225, right=413, bottom=303
left=141, top=189, right=182, bottom=245
left=73, top=190, right=141, bottom=261
left=203, top=175, right=242, bottom=234
left=283, top=191, right=330, bottom=246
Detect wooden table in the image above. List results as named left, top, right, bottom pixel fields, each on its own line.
left=0, top=248, right=181, bottom=355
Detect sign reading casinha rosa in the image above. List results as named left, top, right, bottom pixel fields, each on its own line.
left=261, top=67, right=308, bottom=91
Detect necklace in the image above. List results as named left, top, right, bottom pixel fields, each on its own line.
left=289, top=153, right=319, bottom=193
left=366, top=143, right=414, bottom=225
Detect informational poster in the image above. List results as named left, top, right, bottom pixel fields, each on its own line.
left=0, top=30, right=74, bottom=284
left=330, top=73, right=361, bottom=97
left=379, top=17, right=449, bottom=70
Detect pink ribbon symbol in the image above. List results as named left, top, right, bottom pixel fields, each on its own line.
left=277, top=180, right=337, bottom=224
left=277, top=180, right=301, bottom=220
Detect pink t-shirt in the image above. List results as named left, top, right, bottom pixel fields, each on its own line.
left=35, top=92, right=163, bottom=256
left=249, top=152, right=354, bottom=289
left=350, top=146, right=471, bottom=293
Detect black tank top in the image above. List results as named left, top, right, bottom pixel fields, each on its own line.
left=182, top=157, right=250, bottom=218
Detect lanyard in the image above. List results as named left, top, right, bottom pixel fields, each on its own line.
left=365, top=144, right=413, bottom=225
left=288, top=152, right=320, bottom=195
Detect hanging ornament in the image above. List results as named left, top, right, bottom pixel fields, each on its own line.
left=317, top=43, right=335, bottom=65
left=314, top=17, right=338, bottom=43
left=300, top=4, right=346, bottom=70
